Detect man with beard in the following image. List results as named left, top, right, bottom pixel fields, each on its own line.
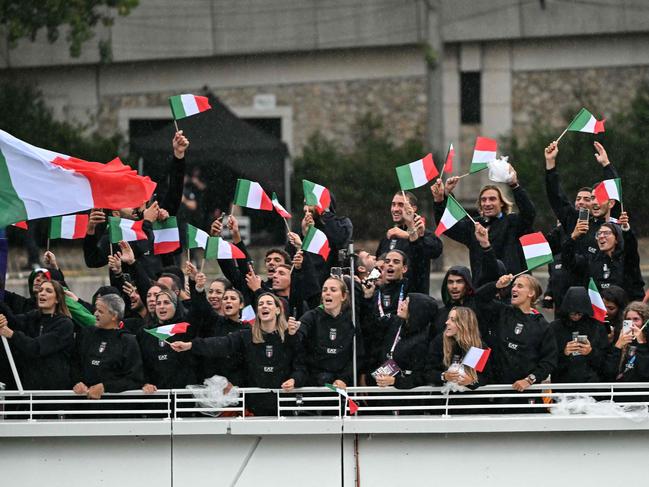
left=376, top=191, right=443, bottom=294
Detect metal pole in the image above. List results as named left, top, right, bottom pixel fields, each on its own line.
left=349, top=241, right=357, bottom=387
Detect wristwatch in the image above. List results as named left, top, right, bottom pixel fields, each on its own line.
left=526, top=374, right=537, bottom=384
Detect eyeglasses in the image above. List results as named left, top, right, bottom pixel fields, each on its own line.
left=596, top=231, right=614, bottom=238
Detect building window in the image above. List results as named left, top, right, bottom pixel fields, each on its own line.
left=460, top=72, right=481, bottom=124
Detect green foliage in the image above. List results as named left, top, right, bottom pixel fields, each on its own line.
left=504, top=81, right=649, bottom=235
left=0, top=80, right=121, bottom=162
left=293, top=113, right=427, bottom=240
left=0, top=0, right=138, bottom=58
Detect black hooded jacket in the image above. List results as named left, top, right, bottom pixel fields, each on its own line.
left=562, top=224, right=644, bottom=301
left=73, top=327, right=145, bottom=392
left=137, top=303, right=197, bottom=389
left=298, top=306, right=363, bottom=386
left=0, top=305, right=74, bottom=390
left=476, top=282, right=557, bottom=384
left=549, top=287, right=608, bottom=383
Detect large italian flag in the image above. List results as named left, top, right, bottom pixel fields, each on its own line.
left=0, top=130, right=156, bottom=228
left=108, top=216, right=147, bottom=244
left=395, top=153, right=438, bottom=190
left=187, top=224, right=209, bottom=249
left=588, top=278, right=607, bottom=322
left=435, top=195, right=469, bottom=236
left=470, top=137, right=497, bottom=174
left=49, top=214, right=89, bottom=240
left=303, top=179, right=331, bottom=214
left=302, top=225, right=330, bottom=260
left=205, top=237, right=246, bottom=260
left=144, top=322, right=190, bottom=341
left=519, top=232, right=553, bottom=271
left=567, top=108, right=606, bottom=134
left=593, top=178, right=622, bottom=205
left=168, top=94, right=212, bottom=120
left=152, top=217, right=180, bottom=255
left=234, top=179, right=273, bottom=210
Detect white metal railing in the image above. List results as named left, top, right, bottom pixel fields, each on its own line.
left=1, top=383, right=649, bottom=422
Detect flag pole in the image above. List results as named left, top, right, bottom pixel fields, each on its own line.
left=283, top=217, right=291, bottom=233
left=200, top=258, right=205, bottom=274
left=556, top=127, right=569, bottom=143
left=174, top=120, right=179, bottom=133
left=456, top=172, right=470, bottom=179
left=511, top=269, right=529, bottom=279
left=440, top=146, right=450, bottom=181
left=46, top=238, right=50, bottom=253
left=186, top=248, right=190, bottom=264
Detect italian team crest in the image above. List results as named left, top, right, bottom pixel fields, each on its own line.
left=382, top=294, right=391, bottom=308
left=514, top=323, right=524, bottom=335
left=98, top=341, right=107, bottom=353
left=265, top=345, right=273, bottom=358
left=329, top=328, right=337, bottom=341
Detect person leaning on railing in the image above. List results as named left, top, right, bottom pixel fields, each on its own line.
left=0, top=280, right=74, bottom=391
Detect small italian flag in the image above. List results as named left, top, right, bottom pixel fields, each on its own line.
left=588, top=278, right=607, bottom=322
left=144, top=322, right=190, bottom=341
left=241, top=305, right=256, bottom=325
left=395, top=153, right=438, bottom=190
left=152, top=216, right=180, bottom=255
left=187, top=224, right=209, bottom=249
left=168, top=94, right=212, bottom=120
left=435, top=195, right=469, bottom=236
left=108, top=216, right=147, bottom=244
left=12, top=221, right=28, bottom=230
left=303, top=179, right=331, bottom=215
left=302, top=225, right=330, bottom=260
left=49, top=214, right=88, bottom=240
left=462, top=346, right=491, bottom=372
left=566, top=108, right=606, bottom=134
left=470, top=137, right=497, bottom=174
left=519, top=232, right=553, bottom=271
left=593, top=178, right=622, bottom=205
left=443, top=143, right=455, bottom=174
left=205, top=237, right=246, bottom=260
left=325, top=383, right=359, bottom=415
left=234, top=179, right=273, bottom=210
left=271, top=192, right=291, bottom=218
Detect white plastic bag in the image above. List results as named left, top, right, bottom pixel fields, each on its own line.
left=487, top=156, right=513, bottom=184
left=186, top=375, right=240, bottom=417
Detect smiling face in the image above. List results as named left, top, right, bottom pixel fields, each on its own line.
left=265, top=252, right=285, bottom=277
left=271, top=266, right=291, bottom=293
left=207, top=281, right=226, bottom=312
left=257, top=294, right=280, bottom=323
left=322, top=278, right=346, bottom=315
left=446, top=274, right=467, bottom=302
left=37, top=281, right=58, bottom=313
left=510, top=277, right=537, bottom=308
left=575, top=190, right=592, bottom=210
left=146, top=285, right=162, bottom=314
left=479, top=189, right=504, bottom=218
left=390, top=194, right=415, bottom=224
left=590, top=192, right=613, bottom=218
left=155, top=293, right=175, bottom=322
left=445, top=309, right=459, bottom=337
left=596, top=226, right=617, bottom=253
left=222, top=290, right=243, bottom=319
left=383, top=251, right=407, bottom=282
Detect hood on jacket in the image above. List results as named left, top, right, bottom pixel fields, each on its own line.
left=560, top=286, right=593, bottom=317
left=404, top=293, right=438, bottom=335
left=441, top=266, right=474, bottom=306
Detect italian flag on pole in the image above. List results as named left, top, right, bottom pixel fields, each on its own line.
left=435, top=195, right=469, bottom=236
left=0, top=130, right=156, bottom=228
left=233, top=179, right=273, bottom=210
left=395, top=153, right=438, bottom=190
left=205, top=237, right=246, bottom=260
left=187, top=224, right=209, bottom=249
left=567, top=108, right=606, bottom=134
left=152, top=217, right=180, bottom=255
left=49, top=214, right=89, bottom=240
left=462, top=346, right=491, bottom=372
left=593, top=178, right=622, bottom=205
left=144, top=322, right=190, bottom=341
left=302, top=179, right=331, bottom=214
left=302, top=225, right=330, bottom=260
left=271, top=192, right=291, bottom=218
left=588, top=278, right=607, bottom=322
left=168, top=94, right=212, bottom=120
left=519, top=232, right=553, bottom=271
left=325, top=383, right=359, bottom=414
left=108, top=217, right=147, bottom=244
left=470, top=137, right=497, bottom=174
left=444, top=143, right=455, bottom=174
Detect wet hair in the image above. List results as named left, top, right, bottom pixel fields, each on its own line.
left=265, top=249, right=291, bottom=264
left=514, top=274, right=543, bottom=304
left=385, top=249, right=409, bottom=267
left=252, top=292, right=288, bottom=344
left=40, top=281, right=71, bottom=317
left=97, top=293, right=125, bottom=321
left=224, top=287, right=244, bottom=305
left=393, top=191, right=418, bottom=207
left=477, top=185, right=513, bottom=215
left=322, top=277, right=350, bottom=311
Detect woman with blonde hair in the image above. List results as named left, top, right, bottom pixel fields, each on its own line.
left=603, top=301, right=649, bottom=383
left=172, top=292, right=306, bottom=415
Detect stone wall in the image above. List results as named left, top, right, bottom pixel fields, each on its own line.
left=511, top=65, right=649, bottom=139
left=99, top=75, right=428, bottom=155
